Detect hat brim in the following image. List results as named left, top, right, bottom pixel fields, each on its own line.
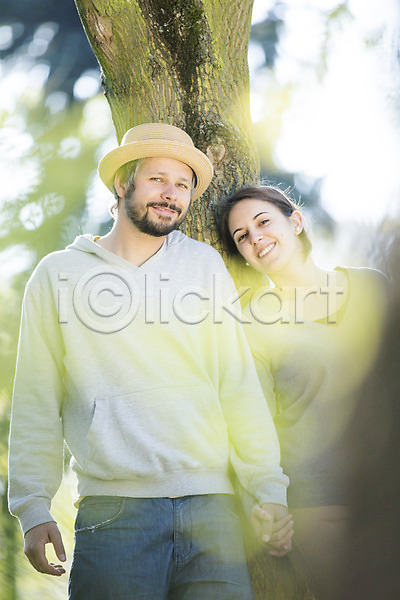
left=98, top=140, right=213, bottom=201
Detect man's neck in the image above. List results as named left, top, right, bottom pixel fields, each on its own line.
left=96, top=218, right=167, bottom=267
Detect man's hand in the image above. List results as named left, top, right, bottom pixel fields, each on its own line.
left=24, top=521, right=66, bottom=576
left=251, top=503, right=294, bottom=557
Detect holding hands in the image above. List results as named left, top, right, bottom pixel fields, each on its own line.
left=251, top=503, right=294, bottom=557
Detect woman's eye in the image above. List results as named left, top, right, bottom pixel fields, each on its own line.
left=259, top=219, right=270, bottom=226
left=178, top=183, right=188, bottom=189
left=237, top=233, right=247, bottom=243
left=150, top=177, right=161, bottom=181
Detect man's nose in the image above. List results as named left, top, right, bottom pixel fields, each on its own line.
left=160, top=182, right=176, bottom=200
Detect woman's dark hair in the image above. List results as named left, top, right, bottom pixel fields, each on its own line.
left=217, top=185, right=312, bottom=258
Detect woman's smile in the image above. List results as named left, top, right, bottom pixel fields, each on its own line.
left=257, top=242, right=276, bottom=259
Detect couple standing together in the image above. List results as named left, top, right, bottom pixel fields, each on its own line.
left=8, top=123, right=385, bottom=599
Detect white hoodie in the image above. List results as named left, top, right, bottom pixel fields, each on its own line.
left=9, top=231, right=288, bottom=534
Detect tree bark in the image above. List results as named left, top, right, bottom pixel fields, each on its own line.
left=74, top=0, right=259, bottom=247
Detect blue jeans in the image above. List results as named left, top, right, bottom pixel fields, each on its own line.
left=69, top=495, right=254, bottom=600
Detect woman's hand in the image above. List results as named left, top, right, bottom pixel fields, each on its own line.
left=251, top=503, right=294, bottom=557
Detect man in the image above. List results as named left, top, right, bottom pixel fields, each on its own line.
left=9, top=123, right=291, bottom=599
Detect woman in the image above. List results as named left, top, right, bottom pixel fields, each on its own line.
left=217, top=185, right=386, bottom=600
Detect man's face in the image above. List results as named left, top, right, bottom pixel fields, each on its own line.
left=123, top=157, right=194, bottom=237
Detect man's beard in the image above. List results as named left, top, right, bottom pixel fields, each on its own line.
left=125, top=200, right=188, bottom=237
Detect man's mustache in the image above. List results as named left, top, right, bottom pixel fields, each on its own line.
left=147, top=201, right=182, bottom=215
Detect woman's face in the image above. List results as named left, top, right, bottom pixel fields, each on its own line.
left=228, top=198, right=304, bottom=275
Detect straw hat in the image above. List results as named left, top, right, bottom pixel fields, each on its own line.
left=98, top=123, right=213, bottom=201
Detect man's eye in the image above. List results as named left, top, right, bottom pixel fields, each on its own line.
left=150, top=177, right=162, bottom=181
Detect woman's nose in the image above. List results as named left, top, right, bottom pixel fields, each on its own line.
left=249, top=230, right=263, bottom=244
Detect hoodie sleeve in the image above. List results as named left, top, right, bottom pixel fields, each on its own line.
left=8, top=263, right=66, bottom=535
left=214, top=262, right=289, bottom=507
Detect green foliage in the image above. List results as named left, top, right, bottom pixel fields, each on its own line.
left=0, top=17, right=113, bottom=593
left=0, top=108, right=113, bottom=600
left=0, top=104, right=104, bottom=261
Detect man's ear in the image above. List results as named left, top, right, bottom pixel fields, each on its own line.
left=114, top=172, right=127, bottom=199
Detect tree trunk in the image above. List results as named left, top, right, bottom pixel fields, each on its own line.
left=74, top=0, right=259, bottom=247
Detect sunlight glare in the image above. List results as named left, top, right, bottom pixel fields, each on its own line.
left=81, top=96, right=114, bottom=140
left=58, top=137, right=82, bottom=159
left=0, top=25, right=13, bottom=50
left=73, top=69, right=101, bottom=101
left=257, top=0, right=400, bottom=223
left=0, top=247, right=34, bottom=285
left=251, top=0, right=275, bottom=25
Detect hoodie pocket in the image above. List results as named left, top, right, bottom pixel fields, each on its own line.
left=83, top=384, right=228, bottom=481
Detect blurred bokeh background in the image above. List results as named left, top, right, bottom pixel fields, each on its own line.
left=1, top=1, right=399, bottom=598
